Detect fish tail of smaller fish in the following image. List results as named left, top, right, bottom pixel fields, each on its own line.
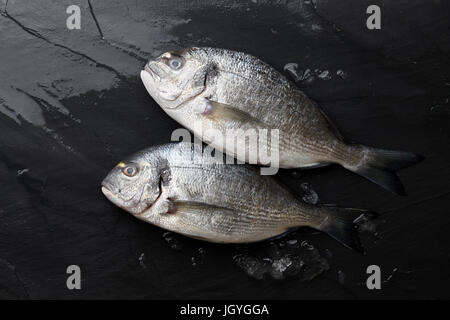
left=312, top=205, right=377, bottom=253
left=338, top=144, right=424, bottom=195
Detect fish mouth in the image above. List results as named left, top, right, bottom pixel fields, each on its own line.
left=101, top=183, right=143, bottom=211
left=101, top=185, right=115, bottom=201
left=101, top=183, right=162, bottom=216
left=144, top=62, right=161, bottom=81
left=101, top=185, right=130, bottom=208
left=101, top=185, right=125, bottom=208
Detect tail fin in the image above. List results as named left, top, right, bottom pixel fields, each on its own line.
left=316, top=205, right=377, bottom=253
left=344, top=146, right=424, bottom=195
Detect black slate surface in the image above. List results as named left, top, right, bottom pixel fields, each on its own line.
left=0, top=0, right=449, bottom=299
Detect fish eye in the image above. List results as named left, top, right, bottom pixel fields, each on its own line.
left=122, top=164, right=138, bottom=177
left=169, top=57, right=183, bottom=70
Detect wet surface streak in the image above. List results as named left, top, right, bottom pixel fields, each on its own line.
left=0, top=0, right=449, bottom=299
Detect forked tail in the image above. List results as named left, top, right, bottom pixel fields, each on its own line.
left=342, top=145, right=424, bottom=195
left=314, top=205, right=377, bottom=253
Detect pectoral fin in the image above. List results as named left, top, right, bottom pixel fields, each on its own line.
left=172, top=200, right=237, bottom=215
left=168, top=200, right=242, bottom=242
left=199, top=99, right=268, bottom=129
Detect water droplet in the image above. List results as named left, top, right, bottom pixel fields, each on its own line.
left=336, top=69, right=348, bottom=79
left=162, top=232, right=183, bottom=251
left=270, top=256, right=293, bottom=279
left=317, top=70, right=331, bottom=80
left=384, top=267, right=398, bottom=283
left=301, top=69, right=314, bottom=83
left=301, top=240, right=315, bottom=250
left=267, top=241, right=283, bottom=260
left=138, top=253, right=146, bottom=269
left=284, top=63, right=300, bottom=82
left=337, top=270, right=345, bottom=284
left=300, top=182, right=319, bottom=205
left=17, top=168, right=29, bottom=176
left=191, top=247, right=205, bottom=267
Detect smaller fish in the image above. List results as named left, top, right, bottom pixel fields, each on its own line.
left=101, top=143, right=376, bottom=252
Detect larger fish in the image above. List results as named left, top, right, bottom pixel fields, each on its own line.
left=140, top=47, right=423, bottom=195
left=101, top=142, right=373, bottom=252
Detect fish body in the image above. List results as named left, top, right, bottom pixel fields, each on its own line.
left=140, top=47, right=423, bottom=194
left=102, top=142, right=371, bottom=251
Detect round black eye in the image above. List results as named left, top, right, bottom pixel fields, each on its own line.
left=170, top=58, right=182, bottom=69
left=123, top=164, right=138, bottom=177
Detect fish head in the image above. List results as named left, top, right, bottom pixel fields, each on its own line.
left=101, top=152, right=162, bottom=216
left=140, top=48, right=210, bottom=109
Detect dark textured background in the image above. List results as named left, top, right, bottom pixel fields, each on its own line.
left=0, top=0, right=449, bottom=299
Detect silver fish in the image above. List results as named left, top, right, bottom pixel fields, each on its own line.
left=140, top=47, right=423, bottom=195
left=101, top=142, right=373, bottom=252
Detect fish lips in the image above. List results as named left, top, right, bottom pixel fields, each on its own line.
left=101, top=183, right=130, bottom=210
left=101, top=181, right=142, bottom=213
left=101, top=182, right=161, bottom=216
left=140, top=69, right=154, bottom=91
left=143, top=62, right=161, bottom=81
left=140, top=68, right=162, bottom=104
